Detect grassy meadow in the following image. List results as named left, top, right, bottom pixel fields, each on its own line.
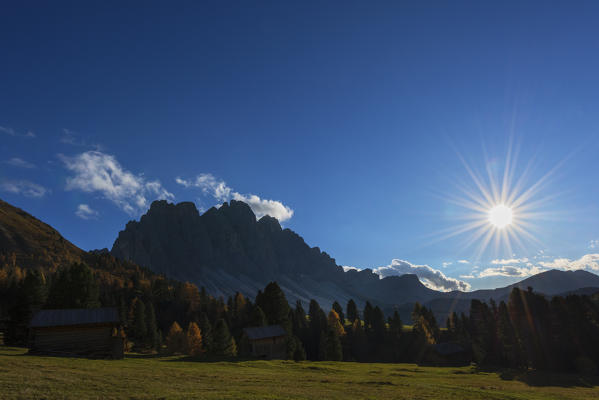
left=0, top=346, right=597, bottom=400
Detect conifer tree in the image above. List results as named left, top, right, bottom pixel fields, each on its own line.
left=251, top=305, right=267, bottom=326
left=255, top=282, right=290, bottom=330
left=130, top=297, right=147, bottom=342
left=46, top=263, right=99, bottom=309
left=325, top=329, right=343, bottom=361
left=332, top=301, right=345, bottom=325
left=363, top=301, right=374, bottom=331
left=213, top=318, right=237, bottom=356
left=346, top=299, right=358, bottom=323
left=328, top=310, right=345, bottom=337
left=199, top=314, right=214, bottom=354
left=145, top=301, right=159, bottom=350
left=186, top=322, right=204, bottom=356
left=166, top=321, right=186, bottom=354
left=350, top=319, right=368, bottom=362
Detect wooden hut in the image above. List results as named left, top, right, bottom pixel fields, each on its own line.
left=29, top=308, right=124, bottom=359
left=243, top=325, right=286, bottom=359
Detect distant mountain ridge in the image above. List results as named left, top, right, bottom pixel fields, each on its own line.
left=110, top=200, right=599, bottom=319
left=1, top=197, right=597, bottom=323
left=111, top=200, right=438, bottom=310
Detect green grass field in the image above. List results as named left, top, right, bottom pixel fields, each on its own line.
left=0, top=346, right=597, bottom=400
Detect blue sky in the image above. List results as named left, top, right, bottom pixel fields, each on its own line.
left=2, top=1, right=599, bottom=291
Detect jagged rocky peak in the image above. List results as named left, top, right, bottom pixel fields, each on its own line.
left=145, top=199, right=200, bottom=217
left=258, top=215, right=282, bottom=232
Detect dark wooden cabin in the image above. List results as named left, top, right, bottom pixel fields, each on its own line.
left=29, top=308, right=124, bottom=359
left=243, top=325, right=286, bottom=359
left=420, top=342, right=470, bottom=366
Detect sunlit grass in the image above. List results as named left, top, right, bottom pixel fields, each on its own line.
left=0, top=346, right=597, bottom=399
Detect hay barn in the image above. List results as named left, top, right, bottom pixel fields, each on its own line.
left=29, top=308, right=124, bottom=359
left=243, top=325, right=286, bottom=359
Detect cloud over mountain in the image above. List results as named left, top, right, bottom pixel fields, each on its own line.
left=75, top=204, right=99, bottom=220
left=60, top=151, right=173, bottom=215
left=478, top=265, right=544, bottom=278
left=373, top=259, right=471, bottom=292
left=0, top=180, right=48, bottom=198
left=176, top=173, right=294, bottom=222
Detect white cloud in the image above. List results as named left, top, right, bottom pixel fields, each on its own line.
left=60, top=151, right=174, bottom=215
left=176, top=173, right=294, bottom=222
left=589, top=240, right=599, bottom=249
left=373, top=259, right=471, bottom=292
left=442, top=262, right=452, bottom=268
left=459, top=274, right=476, bottom=279
left=491, top=257, right=529, bottom=265
left=457, top=259, right=470, bottom=264
left=0, top=126, right=35, bottom=138
left=538, top=254, right=599, bottom=271
left=342, top=266, right=360, bottom=272
left=4, top=157, right=35, bottom=169
left=0, top=180, right=48, bottom=197
left=60, top=129, right=101, bottom=150
left=478, top=265, right=545, bottom=278
left=75, top=204, right=99, bottom=220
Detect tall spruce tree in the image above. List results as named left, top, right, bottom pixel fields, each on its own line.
left=145, top=300, right=159, bottom=350
left=199, top=314, right=214, bottom=354
left=213, top=318, right=237, bottom=356
left=255, top=282, right=290, bottom=331
left=346, top=299, right=358, bottom=323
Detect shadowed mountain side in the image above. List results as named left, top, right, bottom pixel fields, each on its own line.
left=111, top=200, right=438, bottom=313
left=420, top=269, right=599, bottom=323
left=0, top=198, right=85, bottom=270
left=111, top=200, right=599, bottom=322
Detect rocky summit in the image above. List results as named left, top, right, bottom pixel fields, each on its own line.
left=111, top=200, right=437, bottom=313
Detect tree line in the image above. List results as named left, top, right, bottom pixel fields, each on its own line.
left=1, top=259, right=599, bottom=373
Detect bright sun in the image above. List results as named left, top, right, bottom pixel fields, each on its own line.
left=489, top=204, right=513, bottom=229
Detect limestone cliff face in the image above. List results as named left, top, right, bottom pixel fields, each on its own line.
left=110, top=200, right=436, bottom=311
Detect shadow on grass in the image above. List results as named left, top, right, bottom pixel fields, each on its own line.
left=477, top=366, right=599, bottom=388
left=157, top=354, right=275, bottom=363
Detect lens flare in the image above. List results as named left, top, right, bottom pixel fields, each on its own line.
left=427, top=138, right=566, bottom=261
left=489, top=204, right=512, bottom=229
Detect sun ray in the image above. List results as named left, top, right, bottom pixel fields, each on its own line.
left=436, top=138, right=564, bottom=262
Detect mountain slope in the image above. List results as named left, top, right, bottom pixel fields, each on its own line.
left=0, top=199, right=84, bottom=270
left=111, top=200, right=599, bottom=322
left=111, top=200, right=437, bottom=309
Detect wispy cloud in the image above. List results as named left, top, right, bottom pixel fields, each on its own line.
left=60, top=151, right=173, bottom=215
left=457, top=259, right=470, bottom=264
left=478, top=265, right=545, bottom=278
left=373, top=259, right=471, bottom=292
left=176, top=173, right=294, bottom=222
left=442, top=262, right=452, bottom=268
left=538, top=254, right=599, bottom=271
left=0, top=180, right=48, bottom=197
left=491, top=257, right=529, bottom=265
left=589, top=240, right=599, bottom=249
left=4, top=157, right=36, bottom=169
left=60, top=129, right=102, bottom=150
left=0, top=125, right=35, bottom=138
left=75, top=204, right=99, bottom=220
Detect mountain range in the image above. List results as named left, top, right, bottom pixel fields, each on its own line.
left=2, top=197, right=599, bottom=323
left=110, top=200, right=599, bottom=321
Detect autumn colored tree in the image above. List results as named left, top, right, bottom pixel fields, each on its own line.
left=186, top=322, right=204, bottom=356
left=166, top=321, right=186, bottom=354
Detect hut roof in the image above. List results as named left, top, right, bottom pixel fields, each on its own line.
left=30, top=308, right=120, bottom=328
left=434, top=342, right=466, bottom=356
left=243, top=325, right=286, bottom=340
